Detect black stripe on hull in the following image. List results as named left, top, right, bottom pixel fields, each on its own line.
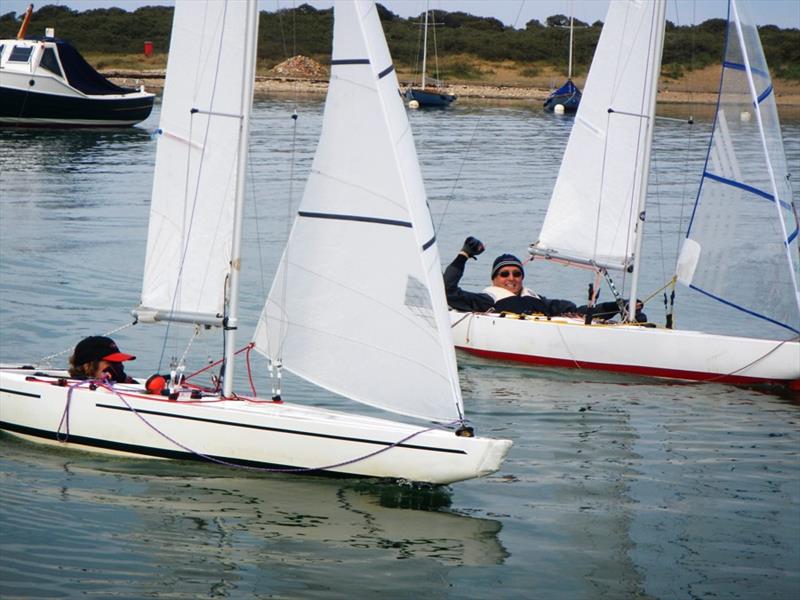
left=0, top=421, right=355, bottom=478
left=0, top=86, right=154, bottom=127
left=95, top=403, right=466, bottom=454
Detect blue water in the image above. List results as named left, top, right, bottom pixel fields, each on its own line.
left=1, top=97, right=798, bottom=598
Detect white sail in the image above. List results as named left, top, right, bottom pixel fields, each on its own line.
left=137, top=0, right=252, bottom=324
left=253, top=1, right=464, bottom=423
left=532, top=0, right=666, bottom=272
left=677, top=0, right=800, bottom=334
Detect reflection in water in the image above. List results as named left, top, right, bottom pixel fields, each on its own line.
left=0, top=433, right=507, bottom=598
left=458, top=363, right=799, bottom=599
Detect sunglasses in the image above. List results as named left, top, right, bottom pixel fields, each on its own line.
left=498, top=269, right=522, bottom=278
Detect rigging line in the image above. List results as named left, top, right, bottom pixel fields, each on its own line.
left=511, top=0, right=526, bottom=29
left=435, top=111, right=485, bottom=232
left=695, top=335, right=799, bottom=382
left=157, top=1, right=231, bottom=374
left=273, top=108, right=301, bottom=363
left=36, top=321, right=136, bottom=367
left=273, top=0, right=291, bottom=63
left=641, top=275, right=677, bottom=306
left=431, top=7, right=441, bottom=85
left=246, top=129, right=268, bottom=334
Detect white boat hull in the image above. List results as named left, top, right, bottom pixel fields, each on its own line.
left=450, top=311, right=800, bottom=388
left=0, top=368, right=511, bottom=485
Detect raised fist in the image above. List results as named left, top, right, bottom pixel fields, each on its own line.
left=461, top=236, right=485, bottom=259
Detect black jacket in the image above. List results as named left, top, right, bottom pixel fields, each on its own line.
left=442, top=254, right=640, bottom=320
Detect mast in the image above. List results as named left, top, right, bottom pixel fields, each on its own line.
left=222, top=0, right=258, bottom=397
left=17, top=4, right=33, bottom=39
left=421, top=5, right=429, bottom=89
left=626, top=0, right=667, bottom=322
left=568, top=14, right=574, bottom=80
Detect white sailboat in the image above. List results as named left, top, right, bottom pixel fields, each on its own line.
left=450, top=0, right=800, bottom=389
left=0, top=0, right=511, bottom=484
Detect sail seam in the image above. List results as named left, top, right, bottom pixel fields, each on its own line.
left=703, top=171, right=792, bottom=210
left=331, top=58, right=370, bottom=65
left=756, top=84, right=773, bottom=104
left=688, top=284, right=799, bottom=333
left=723, top=60, right=769, bottom=80
left=298, top=210, right=412, bottom=228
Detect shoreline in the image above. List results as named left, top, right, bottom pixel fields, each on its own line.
left=109, top=71, right=800, bottom=109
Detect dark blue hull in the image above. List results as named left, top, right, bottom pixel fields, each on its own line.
left=404, top=87, right=456, bottom=108
left=543, top=79, right=582, bottom=113
left=0, top=86, right=154, bottom=127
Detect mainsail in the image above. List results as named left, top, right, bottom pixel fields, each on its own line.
left=137, top=1, right=253, bottom=325
left=253, top=1, right=463, bottom=423
left=676, top=0, right=800, bottom=334
left=532, top=0, right=666, bottom=272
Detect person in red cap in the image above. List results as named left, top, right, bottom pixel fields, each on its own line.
left=68, top=336, right=137, bottom=383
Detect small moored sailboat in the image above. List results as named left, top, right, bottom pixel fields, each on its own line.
left=0, top=0, right=511, bottom=484
left=403, top=4, right=455, bottom=108
left=543, top=14, right=582, bottom=113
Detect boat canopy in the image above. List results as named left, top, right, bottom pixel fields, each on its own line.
left=36, top=37, right=138, bottom=95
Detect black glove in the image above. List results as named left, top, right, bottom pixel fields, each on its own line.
left=461, top=236, right=485, bottom=259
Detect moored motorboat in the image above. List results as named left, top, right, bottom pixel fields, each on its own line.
left=0, top=5, right=154, bottom=127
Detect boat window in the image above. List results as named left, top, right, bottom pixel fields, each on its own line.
left=39, top=47, right=63, bottom=77
left=9, top=46, right=33, bottom=63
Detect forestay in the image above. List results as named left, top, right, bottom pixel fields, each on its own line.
left=138, top=1, right=250, bottom=324
left=532, top=0, right=666, bottom=272
left=676, top=0, right=800, bottom=334
left=253, top=1, right=464, bottom=423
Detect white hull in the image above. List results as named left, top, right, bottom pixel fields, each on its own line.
left=0, top=368, right=511, bottom=485
left=450, top=311, right=800, bottom=388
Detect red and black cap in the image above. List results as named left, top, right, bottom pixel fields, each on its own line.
left=73, top=336, right=136, bottom=365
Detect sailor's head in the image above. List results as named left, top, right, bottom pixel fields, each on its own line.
left=491, top=254, right=524, bottom=294
left=70, top=336, right=135, bottom=381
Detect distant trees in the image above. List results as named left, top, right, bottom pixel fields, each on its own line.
left=0, top=3, right=797, bottom=79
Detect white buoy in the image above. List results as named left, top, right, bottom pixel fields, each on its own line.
left=740, top=110, right=751, bottom=122
left=408, top=100, right=420, bottom=109
left=554, top=104, right=565, bottom=115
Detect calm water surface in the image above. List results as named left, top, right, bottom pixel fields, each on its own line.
left=1, top=98, right=798, bottom=598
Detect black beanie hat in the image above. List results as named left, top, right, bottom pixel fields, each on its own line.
left=491, top=254, right=524, bottom=279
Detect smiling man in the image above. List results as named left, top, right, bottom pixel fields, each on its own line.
left=443, top=236, right=644, bottom=320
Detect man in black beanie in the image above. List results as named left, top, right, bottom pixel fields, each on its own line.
left=443, top=236, right=646, bottom=320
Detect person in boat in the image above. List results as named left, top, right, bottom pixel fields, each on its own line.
left=68, top=335, right=137, bottom=383
left=444, top=237, right=646, bottom=321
